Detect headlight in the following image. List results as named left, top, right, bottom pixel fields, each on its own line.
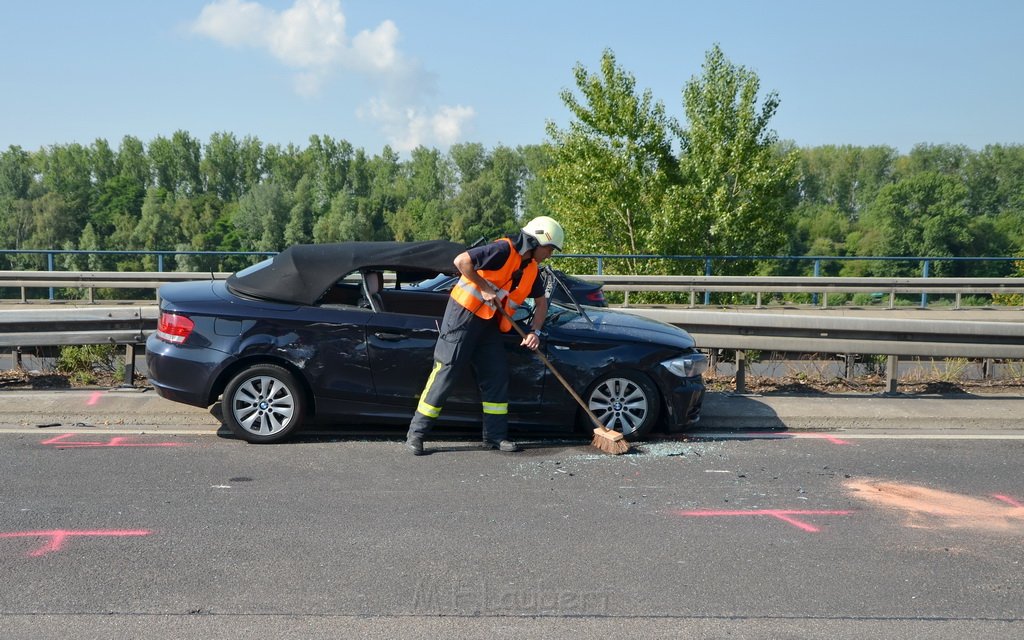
left=661, top=353, right=709, bottom=378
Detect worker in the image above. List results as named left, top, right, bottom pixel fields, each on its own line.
left=405, top=216, right=565, bottom=455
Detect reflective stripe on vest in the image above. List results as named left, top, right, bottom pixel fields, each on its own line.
left=449, top=237, right=538, bottom=332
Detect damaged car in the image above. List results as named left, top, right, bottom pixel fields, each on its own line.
left=146, top=240, right=706, bottom=444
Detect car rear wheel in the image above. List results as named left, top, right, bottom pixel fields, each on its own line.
left=580, top=371, right=661, bottom=440
left=222, top=364, right=305, bottom=443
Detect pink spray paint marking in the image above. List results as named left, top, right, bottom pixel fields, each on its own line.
left=0, top=529, right=151, bottom=557
left=41, top=433, right=188, bottom=448
left=795, top=432, right=852, bottom=445
left=992, top=494, right=1024, bottom=508
left=86, top=391, right=102, bottom=406
left=745, top=432, right=852, bottom=445
left=674, top=508, right=853, bottom=533
left=683, top=432, right=852, bottom=445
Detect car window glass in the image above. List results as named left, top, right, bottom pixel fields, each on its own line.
left=233, top=258, right=274, bottom=278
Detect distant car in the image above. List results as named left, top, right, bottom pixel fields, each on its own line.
left=146, top=241, right=705, bottom=444
left=408, top=269, right=607, bottom=307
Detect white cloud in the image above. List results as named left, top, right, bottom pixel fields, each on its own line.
left=351, top=20, right=400, bottom=72
left=191, top=0, right=372, bottom=71
left=191, top=0, right=274, bottom=48
left=359, top=100, right=475, bottom=152
left=191, top=0, right=474, bottom=149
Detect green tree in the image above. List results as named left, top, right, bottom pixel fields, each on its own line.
left=132, top=188, right=182, bottom=270
left=202, top=132, right=245, bottom=201
left=91, top=174, right=145, bottom=239
left=313, top=190, right=375, bottom=243
left=233, top=181, right=290, bottom=251
left=29, top=192, right=79, bottom=251
left=390, top=146, right=452, bottom=241
left=0, top=145, right=34, bottom=201
left=90, top=139, right=117, bottom=186
left=305, top=134, right=353, bottom=214
left=365, top=146, right=402, bottom=240
left=116, top=135, right=150, bottom=190
left=149, top=131, right=203, bottom=197
left=36, top=143, right=94, bottom=225
left=796, top=145, right=897, bottom=220
left=662, top=45, right=798, bottom=271
left=284, top=175, right=314, bottom=245
left=861, top=171, right=971, bottom=276
left=264, top=142, right=308, bottom=192
left=544, top=49, right=678, bottom=271
left=519, top=143, right=556, bottom=222
left=449, top=145, right=525, bottom=243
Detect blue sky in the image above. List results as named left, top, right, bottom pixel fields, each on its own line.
left=2, top=0, right=1022, bottom=154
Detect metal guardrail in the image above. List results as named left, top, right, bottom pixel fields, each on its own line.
left=620, top=308, right=1024, bottom=360
left=0, top=306, right=159, bottom=385
left=2, top=269, right=1022, bottom=393
left=4, top=271, right=1024, bottom=309
left=594, top=275, right=1024, bottom=309
left=0, top=271, right=230, bottom=303
left=619, top=308, right=1024, bottom=392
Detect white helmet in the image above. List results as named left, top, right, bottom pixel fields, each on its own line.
left=522, top=216, right=565, bottom=251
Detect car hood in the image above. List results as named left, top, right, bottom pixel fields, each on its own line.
left=552, top=307, right=697, bottom=349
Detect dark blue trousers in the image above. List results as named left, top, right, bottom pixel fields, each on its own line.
left=406, top=299, right=510, bottom=442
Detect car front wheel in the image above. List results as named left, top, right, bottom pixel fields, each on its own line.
left=222, top=364, right=306, bottom=443
left=581, top=371, right=661, bottom=440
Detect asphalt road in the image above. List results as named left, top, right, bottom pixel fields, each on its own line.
left=1, top=418, right=1022, bottom=639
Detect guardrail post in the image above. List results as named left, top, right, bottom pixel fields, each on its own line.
left=844, top=354, right=855, bottom=381
left=734, top=350, right=747, bottom=394
left=704, top=259, right=712, bottom=306
left=121, top=344, right=137, bottom=388
left=47, top=252, right=55, bottom=301
left=920, top=260, right=930, bottom=308
left=884, top=355, right=900, bottom=395
left=813, top=259, right=821, bottom=306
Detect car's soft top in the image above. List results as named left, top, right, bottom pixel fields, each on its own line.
left=227, top=240, right=466, bottom=305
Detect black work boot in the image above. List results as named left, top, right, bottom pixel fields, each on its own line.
left=406, top=436, right=425, bottom=456
left=483, top=439, right=521, bottom=453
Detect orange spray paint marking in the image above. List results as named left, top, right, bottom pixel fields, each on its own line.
left=846, top=479, right=1024, bottom=532
left=41, top=433, right=187, bottom=448
left=0, top=529, right=151, bottom=557
left=673, top=508, right=853, bottom=533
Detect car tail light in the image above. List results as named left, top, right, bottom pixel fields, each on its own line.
left=157, top=312, right=194, bottom=344
left=586, top=290, right=606, bottom=304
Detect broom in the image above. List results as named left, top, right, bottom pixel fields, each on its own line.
left=493, top=301, right=630, bottom=455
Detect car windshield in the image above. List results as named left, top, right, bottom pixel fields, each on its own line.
left=512, top=297, right=584, bottom=327
left=406, top=273, right=451, bottom=291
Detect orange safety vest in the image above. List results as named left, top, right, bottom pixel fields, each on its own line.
left=450, top=237, right=538, bottom=332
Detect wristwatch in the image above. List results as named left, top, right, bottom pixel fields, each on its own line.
left=532, top=329, right=542, bottom=337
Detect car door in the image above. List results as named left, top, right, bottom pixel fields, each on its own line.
left=286, top=301, right=374, bottom=407
left=365, top=301, right=546, bottom=422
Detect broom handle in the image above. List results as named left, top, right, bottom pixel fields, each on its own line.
left=492, top=301, right=612, bottom=434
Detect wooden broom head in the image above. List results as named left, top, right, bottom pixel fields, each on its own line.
left=591, top=428, right=630, bottom=455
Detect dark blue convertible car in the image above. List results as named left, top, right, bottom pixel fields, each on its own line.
left=146, top=241, right=706, bottom=443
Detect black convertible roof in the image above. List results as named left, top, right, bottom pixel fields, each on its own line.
left=226, top=240, right=466, bottom=305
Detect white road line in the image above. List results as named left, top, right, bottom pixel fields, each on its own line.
left=687, top=431, right=1024, bottom=440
